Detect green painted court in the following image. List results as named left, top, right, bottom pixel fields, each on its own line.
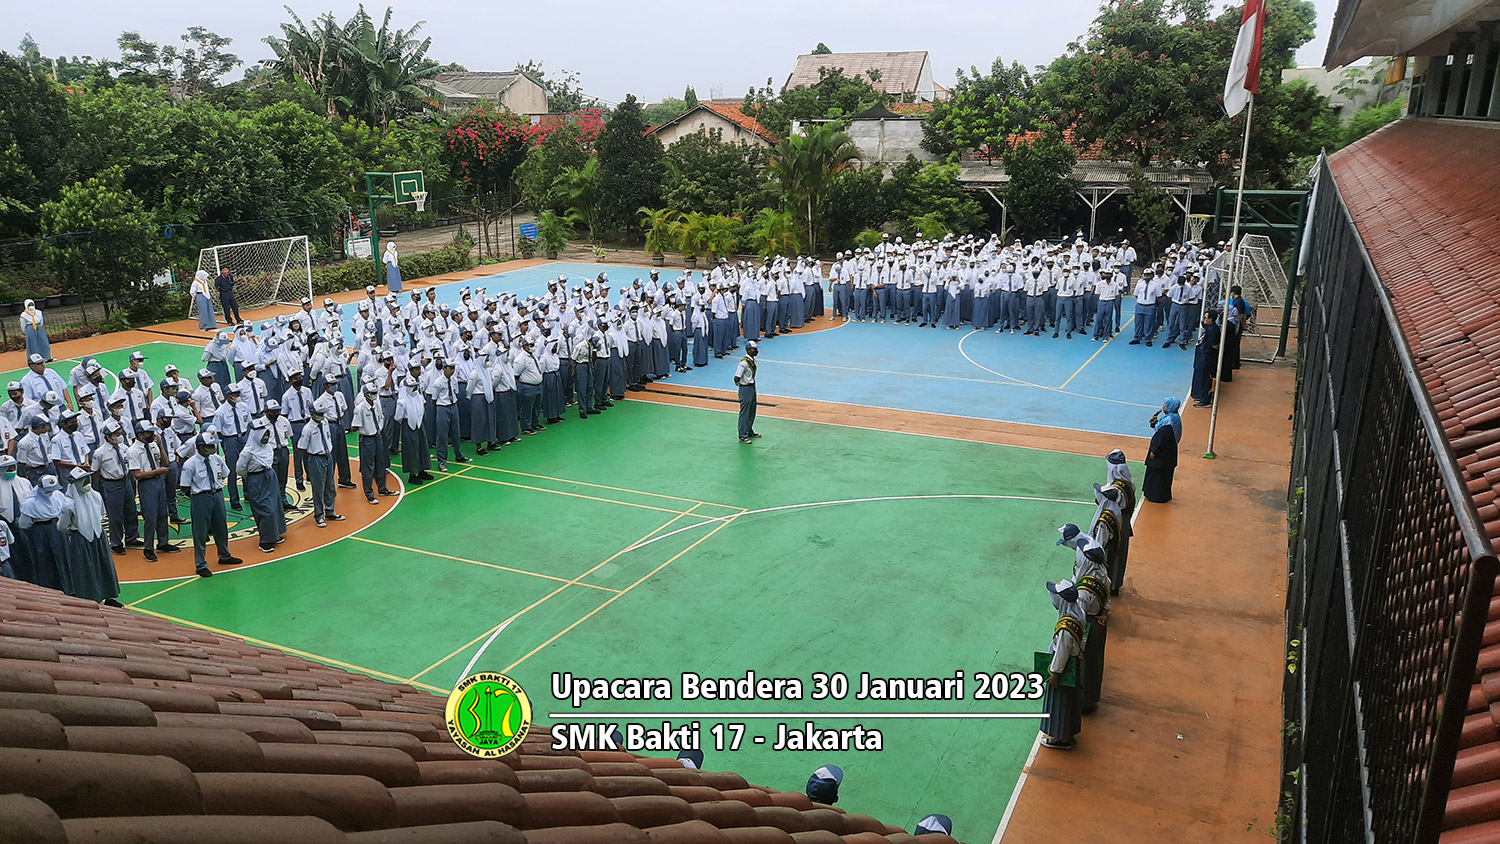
left=78, top=337, right=1119, bottom=833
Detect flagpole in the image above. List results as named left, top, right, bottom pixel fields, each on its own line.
left=1203, top=93, right=1252, bottom=459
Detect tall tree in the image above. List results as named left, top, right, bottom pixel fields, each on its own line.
left=683, top=85, right=699, bottom=110
left=595, top=95, right=663, bottom=235
left=743, top=67, right=889, bottom=137
left=1124, top=164, right=1173, bottom=255
left=769, top=122, right=861, bottom=253
left=40, top=166, right=165, bottom=302
left=116, top=27, right=242, bottom=96
left=0, top=55, right=79, bottom=235
left=812, top=42, right=833, bottom=55
left=1000, top=124, right=1080, bottom=239
left=879, top=157, right=984, bottom=236
left=921, top=59, right=1036, bottom=161
left=660, top=130, right=771, bottom=217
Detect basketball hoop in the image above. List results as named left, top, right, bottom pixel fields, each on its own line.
left=1187, top=214, right=1212, bottom=243
left=412, top=191, right=429, bottom=213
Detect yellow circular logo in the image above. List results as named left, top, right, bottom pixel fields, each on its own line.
left=445, top=672, right=531, bottom=758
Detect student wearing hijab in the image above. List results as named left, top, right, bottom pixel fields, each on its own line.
left=202, top=332, right=232, bottom=388
left=238, top=416, right=286, bottom=552
left=1092, top=483, right=1132, bottom=596
left=20, top=300, right=51, bottom=361
left=383, top=242, right=403, bottom=293
left=0, top=456, right=35, bottom=584
left=59, top=468, right=122, bottom=606
left=18, top=474, right=69, bottom=593
left=395, top=377, right=431, bottom=486
left=190, top=271, right=218, bottom=331
left=1143, top=398, right=1181, bottom=503
left=0, top=516, right=13, bottom=580
left=1041, top=579, right=1086, bottom=749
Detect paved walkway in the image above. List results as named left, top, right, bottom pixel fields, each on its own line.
left=998, top=360, right=1292, bottom=843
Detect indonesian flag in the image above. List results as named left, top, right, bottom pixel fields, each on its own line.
left=1223, top=0, right=1265, bottom=117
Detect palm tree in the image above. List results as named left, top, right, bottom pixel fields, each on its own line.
left=748, top=208, right=805, bottom=258
left=769, top=123, right=861, bottom=254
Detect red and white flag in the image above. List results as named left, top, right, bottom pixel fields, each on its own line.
left=1223, top=0, right=1265, bottom=117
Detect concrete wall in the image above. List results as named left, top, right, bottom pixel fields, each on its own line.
left=503, top=78, right=549, bottom=116
left=792, top=118, right=935, bottom=166
left=653, top=111, right=773, bottom=149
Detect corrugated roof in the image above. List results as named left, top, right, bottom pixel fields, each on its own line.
left=432, top=72, right=536, bottom=100
left=0, top=577, right=957, bottom=843
left=1328, top=117, right=1500, bottom=844
left=784, top=52, right=928, bottom=95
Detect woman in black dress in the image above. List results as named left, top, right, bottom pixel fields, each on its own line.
left=1143, top=397, right=1181, bottom=503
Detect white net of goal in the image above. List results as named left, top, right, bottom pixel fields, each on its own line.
left=193, top=235, right=313, bottom=318
left=1206, top=234, right=1290, bottom=362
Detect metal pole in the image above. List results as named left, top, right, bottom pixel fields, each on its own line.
left=1276, top=193, right=1310, bottom=358
left=367, top=174, right=381, bottom=286
left=1204, top=95, right=1253, bottom=459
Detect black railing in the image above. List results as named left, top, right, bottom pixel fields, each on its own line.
left=1287, top=156, right=1497, bottom=843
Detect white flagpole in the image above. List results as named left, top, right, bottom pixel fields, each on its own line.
left=1203, top=93, right=1252, bottom=459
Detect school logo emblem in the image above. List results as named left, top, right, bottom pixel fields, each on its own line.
left=446, top=672, right=531, bottom=758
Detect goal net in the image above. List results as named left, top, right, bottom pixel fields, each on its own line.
left=193, top=235, right=314, bottom=318
left=1206, top=234, right=1290, bottom=363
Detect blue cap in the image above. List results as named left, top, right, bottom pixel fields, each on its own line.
left=1056, top=524, right=1081, bottom=546
left=806, top=764, right=843, bottom=804
left=676, top=749, right=704, bottom=770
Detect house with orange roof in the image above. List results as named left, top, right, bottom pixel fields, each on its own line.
left=645, top=101, right=779, bottom=149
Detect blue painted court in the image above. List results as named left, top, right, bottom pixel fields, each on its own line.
left=390, top=262, right=1192, bottom=437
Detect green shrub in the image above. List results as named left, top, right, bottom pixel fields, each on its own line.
left=312, top=260, right=375, bottom=296
left=854, top=229, right=884, bottom=249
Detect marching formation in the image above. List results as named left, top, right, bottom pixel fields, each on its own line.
left=1039, top=446, right=1139, bottom=750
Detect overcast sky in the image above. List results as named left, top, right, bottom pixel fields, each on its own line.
left=9, top=0, right=1340, bottom=104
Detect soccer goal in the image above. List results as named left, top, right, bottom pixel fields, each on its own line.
left=1206, top=233, right=1290, bottom=363
left=193, top=235, right=314, bottom=318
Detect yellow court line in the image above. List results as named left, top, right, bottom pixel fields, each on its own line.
left=404, top=505, right=703, bottom=685
left=349, top=536, right=620, bottom=593
left=456, top=463, right=741, bottom=511
left=444, top=472, right=716, bottom=518
left=1058, top=314, right=1136, bottom=390
left=127, top=576, right=198, bottom=607
left=503, top=510, right=744, bottom=675
left=127, top=604, right=450, bottom=695
left=404, top=465, right=473, bottom=492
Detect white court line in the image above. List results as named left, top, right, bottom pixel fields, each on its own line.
left=956, top=330, right=1157, bottom=409
left=990, top=474, right=1151, bottom=844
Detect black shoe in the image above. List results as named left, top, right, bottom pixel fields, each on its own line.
left=102, top=598, right=124, bottom=608
left=157, top=544, right=181, bottom=554
left=453, top=457, right=471, bottom=464
left=143, top=552, right=158, bottom=563
left=1180, top=343, right=1187, bottom=350
left=221, top=557, right=244, bottom=566
left=1066, top=332, right=1072, bottom=339
left=337, top=482, right=356, bottom=489
left=749, top=432, right=762, bottom=438
left=408, top=474, right=424, bottom=485
left=295, top=481, right=306, bottom=491
left=111, top=546, right=125, bottom=556
left=229, top=502, right=242, bottom=512
left=1145, top=341, right=1153, bottom=347
left=316, top=518, right=327, bottom=527
left=329, top=514, right=346, bottom=522
left=417, top=472, right=434, bottom=481
left=367, top=495, right=379, bottom=504
left=1129, top=340, right=1140, bottom=345
left=259, top=544, right=276, bottom=553
left=125, top=538, right=145, bottom=548
left=379, top=489, right=396, bottom=496
left=196, top=567, right=213, bottom=578
left=579, top=412, right=588, bottom=419
left=523, top=429, right=537, bottom=436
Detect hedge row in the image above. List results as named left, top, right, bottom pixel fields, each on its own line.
left=309, top=242, right=476, bottom=298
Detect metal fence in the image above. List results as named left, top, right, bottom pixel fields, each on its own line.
left=1286, top=157, right=1497, bottom=843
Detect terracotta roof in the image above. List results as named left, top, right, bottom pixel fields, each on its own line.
left=644, top=103, right=779, bottom=144
left=1328, top=117, right=1500, bottom=844
left=0, top=577, right=959, bottom=843
left=996, top=128, right=1106, bottom=162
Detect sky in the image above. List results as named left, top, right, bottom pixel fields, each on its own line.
left=8, top=0, right=1340, bottom=104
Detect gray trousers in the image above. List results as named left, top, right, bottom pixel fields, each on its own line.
left=189, top=489, right=231, bottom=571
left=738, top=383, right=757, bottom=440
left=359, top=434, right=390, bottom=495
left=434, top=403, right=461, bottom=466
left=306, top=451, right=335, bottom=518
left=101, top=476, right=139, bottom=547
left=137, top=475, right=169, bottom=550
left=575, top=364, right=594, bottom=414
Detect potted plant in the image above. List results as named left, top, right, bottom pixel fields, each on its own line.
left=702, top=214, right=742, bottom=264
left=537, top=210, right=577, bottom=260
left=517, top=235, right=537, bottom=260
left=673, top=212, right=709, bottom=271
left=640, top=207, right=680, bottom=267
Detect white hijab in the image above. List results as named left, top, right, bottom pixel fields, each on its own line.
left=21, top=300, right=41, bottom=330
left=65, top=477, right=106, bottom=542
left=395, top=379, right=425, bottom=430
left=383, top=242, right=399, bottom=267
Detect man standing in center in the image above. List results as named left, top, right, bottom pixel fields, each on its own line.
left=733, top=341, right=761, bottom=445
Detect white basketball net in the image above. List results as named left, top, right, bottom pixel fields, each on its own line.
left=412, top=191, right=429, bottom=212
